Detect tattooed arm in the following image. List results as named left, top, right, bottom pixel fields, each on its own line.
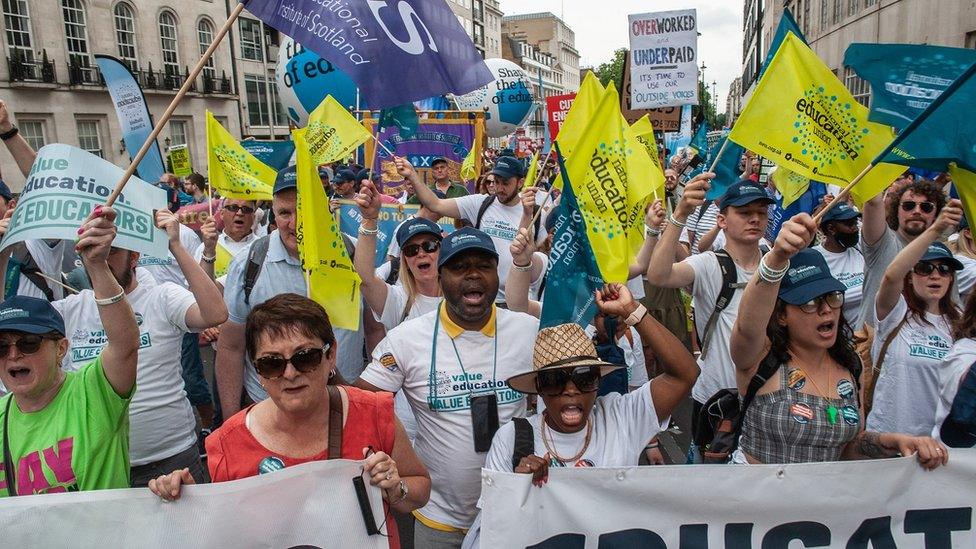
left=842, top=431, right=948, bottom=470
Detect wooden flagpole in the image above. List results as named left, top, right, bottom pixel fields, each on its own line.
left=812, top=162, right=876, bottom=224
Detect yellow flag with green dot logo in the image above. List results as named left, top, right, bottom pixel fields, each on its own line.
left=305, top=95, right=372, bottom=165
left=206, top=111, right=275, bottom=200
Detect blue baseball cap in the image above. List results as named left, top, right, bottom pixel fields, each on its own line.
left=333, top=169, right=357, bottom=184
left=273, top=166, right=297, bottom=195
left=318, top=166, right=331, bottom=178
left=437, top=227, right=498, bottom=268
left=778, top=249, right=847, bottom=305
left=819, top=202, right=861, bottom=226
left=396, top=218, right=442, bottom=247
left=0, top=179, right=11, bottom=202
left=490, top=156, right=524, bottom=180
left=0, top=295, right=65, bottom=336
left=718, top=179, right=775, bottom=209
left=919, top=241, right=964, bottom=271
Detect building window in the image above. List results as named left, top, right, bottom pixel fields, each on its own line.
left=169, top=120, right=187, bottom=146
left=844, top=67, right=870, bottom=106
left=848, top=0, right=858, bottom=16
left=62, top=0, right=91, bottom=68
left=244, top=74, right=269, bottom=126
left=198, top=19, right=216, bottom=80
left=803, top=0, right=810, bottom=36
left=159, top=11, right=180, bottom=78
left=269, top=79, right=289, bottom=126
left=865, top=0, right=878, bottom=6
left=239, top=18, right=264, bottom=61
left=113, top=2, right=138, bottom=71
left=820, top=0, right=828, bottom=30
left=3, top=0, right=35, bottom=65
left=832, top=0, right=842, bottom=23
left=19, top=120, right=45, bottom=150
left=77, top=119, right=102, bottom=157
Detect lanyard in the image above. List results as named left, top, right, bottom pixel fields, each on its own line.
left=428, top=303, right=498, bottom=406
left=3, top=397, right=15, bottom=496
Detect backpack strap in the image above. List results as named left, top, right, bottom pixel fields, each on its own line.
left=511, top=417, right=535, bottom=471
left=243, top=235, right=271, bottom=306
left=326, top=385, right=344, bottom=459
left=740, top=354, right=781, bottom=421
left=865, top=312, right=909, bottom=411
left=699, top=249, right=740, bottom=359
left=385, top=259, right=401, bottom=285
left=9, top=243, right=54, bottom=301
left=474, top=195, right=495, bottom=230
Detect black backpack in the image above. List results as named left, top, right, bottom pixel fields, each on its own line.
left=510, top=417, right=535, bottom=470
left=5, top=243, right=54, bottom=301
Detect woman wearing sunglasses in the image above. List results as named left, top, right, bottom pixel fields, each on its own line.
left=148, top=294, right=430, bottom=547
left=730, top=214, right=947, bottom=468
left=868, top=199, right=964, bottom=437
left=354, top=180, right=442, bottom=332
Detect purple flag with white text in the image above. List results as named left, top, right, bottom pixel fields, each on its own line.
left=244, top=0, right=493, bottom=108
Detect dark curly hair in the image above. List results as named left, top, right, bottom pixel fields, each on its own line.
left=886, top=179, right=947, bottom=231
left=765, top=300, right=861, bottom=380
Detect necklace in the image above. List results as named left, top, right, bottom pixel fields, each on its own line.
left=790, top=350, right=839, bottom=425
left=541, top=412, right=593, bottom=464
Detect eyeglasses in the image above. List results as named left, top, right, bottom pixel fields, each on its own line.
left=900, top=201, right=935, bottom=214
left=0, top=335, right=51, bottom=358
left=913, top=261, right=954, bottom=277
left=224, top=204, right=256, bottom=215
left=402, top=239, right=440, bottom=258
left=797, top=291, right=845, bottom=314
left=253, top=346, right=329, bottom=379
left=535, top=366, right=602, bottom=396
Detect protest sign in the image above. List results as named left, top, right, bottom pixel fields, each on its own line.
left=336, top=200, right=455, bottom=266
left=239, top=139, right=295, bottom=171
left=175, top=199, right=223, bottom=232
left=482, top=451, right=976, bottom=547
left=0, top=144, right=168, bottom=258
left=627, top=9, right=699, bottom=109
left=546, top=93, right=577, bottom=139
left=620, top=51, right=683, bottom=130
left=167, top=144, right=192, bottom=177
left=0, top=460, right=388, bottom=549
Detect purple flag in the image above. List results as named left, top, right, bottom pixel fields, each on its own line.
left=244, top=0, right=493, bottom=108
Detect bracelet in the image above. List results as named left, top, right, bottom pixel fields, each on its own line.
left=200, top=253, right=216, bottom=264
left=0, top=125, right=18, bottom=141
left=645, top=224, right=661, bottom=238
left=758, top=256, right=790, bottom=284
left=388, top=480, right=408, bottom=505
left=624, top=303, right=648, bottom=327
left=94, top=287, right=126, bottom=306
left=666, top=213, right=687, bottom=229
left=512, top=261, right=533, bottom=272
left=645, top=443, right=659, bottom=450
left=358, top=225, right=379, bottom=236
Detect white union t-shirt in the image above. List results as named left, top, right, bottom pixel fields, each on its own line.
left=932, top=338, right=976, bottom=443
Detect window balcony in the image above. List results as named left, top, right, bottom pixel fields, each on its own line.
left=8, top=52, right=56, bottom=84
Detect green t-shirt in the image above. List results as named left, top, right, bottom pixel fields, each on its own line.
left=0, top=356, right=132, bottom=497
left=407, top=181, right=469, bottom=204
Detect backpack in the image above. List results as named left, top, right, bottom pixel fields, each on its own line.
left=5, top=243, right=54, bottom=301
left=510, top=417, right=535, bottom=470
left=243, top=233, right=356, bottom=305
left=475, top=195, right=541, bottom=236
left=697, top=250, right=741, bottom=360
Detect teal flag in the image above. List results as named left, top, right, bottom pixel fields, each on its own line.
left=378, top=104, right=419, bottom=140
left=874, top=61, right=976, bottom=172
left=540, top=143, right=604, bottom=329
left=705, top=134, right=747, bottom=200
left=844, top=43, right=976, bottom=129
left=761, top=9, right=806, bottom=78
left=688, top=120, right=709, bottom=157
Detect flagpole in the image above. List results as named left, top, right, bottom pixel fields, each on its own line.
left=707, top=137, right=731, bottom=173
left=812, top=162, right=876, bottom=225
left=104, top=1, right=248, bottom=207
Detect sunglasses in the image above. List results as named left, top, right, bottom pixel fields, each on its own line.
left=535, top=366, right=602, bottom=397
left=253, top=346, right=328, bottom=379
left=402, top=239, right=440, bottom=258
left=797, top=291, right=845, bottom=314
left=913, top=261, right=954, bottom=277
left=900, top=200, right=935, bottom=214
left=224, top=204, right=256, bottom=215
left=0, top=334, right=51, bottom=358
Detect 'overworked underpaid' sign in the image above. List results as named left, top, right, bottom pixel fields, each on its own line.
left=627, top=9, right=699, bottom=109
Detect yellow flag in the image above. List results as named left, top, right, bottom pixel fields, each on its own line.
left=771, top=165, right=810, bottom=209
left=213, top=241, right=233, bottom=279
left=206, top=112, right=275, bottom=200
left=305, top=95, right=372, bottom=165
left=629, top=115, right=665, bottom=200
left=522, top=150, right=540, bottom=190
left=555, top=71, right=605, bottom=157
left=460, top=130, right=481, bottom=182
left=293, top=128, right=362, bottom=331
left=563, top=83, right=655, bottom=282
left=949, top=163, right=976, bottom=230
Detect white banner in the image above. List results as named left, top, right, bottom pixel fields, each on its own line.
left=628, top=10, right=699, bottom=109
left=482, top=451, right=976, bottom=548
left=1, top=144, right=168, bottom=258
left=0, top=460, right=389, bottom=548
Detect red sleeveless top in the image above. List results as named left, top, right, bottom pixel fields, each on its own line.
left=206, top=387, right=399, bottom=547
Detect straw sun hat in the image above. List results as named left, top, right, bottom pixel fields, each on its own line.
left=506, top=323, right=622, bottom=395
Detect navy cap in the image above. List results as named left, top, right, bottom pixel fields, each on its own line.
left=819, top=202, right=862, bottom=226
left=498, top=148, right=516, bottom=158
left=0, top=179, right=11, bottom=202
left=919, top=242, right=964, bottom=271
left=490, top=156, right=524, bottom=180
left=396, top=218, right=442, bottom=247
left=0, top=295, right=65, bottom=336
left=431, top=157, right=448, bottom=167
left=333, top=169, right=357, bottom=183
left=437, top=227, right=498, bottom=268
left=718, top=179, right=775, bottom=209
left=318, top=166, right=331, bottom=178
left=273, top=166, right=297, bottom=195
left=778, top=249, right=847, bottom=305
left=356, top=168, right=380, bottom=182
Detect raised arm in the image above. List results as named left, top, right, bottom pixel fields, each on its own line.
left=730, top=214, right=818, bottom=380
left=876, top=199, right=962, bottom=321
left=506, top=227, right=541, bottom=317
left=0, top=100, right=37, bottom=177
left=646, top=173, right=714, bottom=288
left=396, top=157, right=460, bottom=218
left=197, top=218, right=219, bottom=282
left=76, top=207, right=140, bottom=396
left=352, top=180, right=391, bottom=316
left=860, top=191, right=889, bottom=247
left=156, top=210, right=228, bottom=330
left=628, top=200, right=664, bottom=278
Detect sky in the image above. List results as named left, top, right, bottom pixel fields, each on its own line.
left=498, top=1, right=743, bottom=114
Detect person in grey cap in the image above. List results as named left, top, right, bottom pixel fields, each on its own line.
left=216, top=166, right=364, bottom=420
left=730, top=212, right=947, bottom=469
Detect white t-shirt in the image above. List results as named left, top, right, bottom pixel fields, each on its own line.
left=137, top=225, right=201, bottom=288
left=373, top=284, right=441, bottom=332
left=868, top=296, right=953, bottom=436
left=626, top=275, right=646, bottom=301
left=53, top=281, right=198, bottom=465
left=955, top=253, right=976, bottom=305
left=359, top=307, right=537, bottom=529
left=455, top=194, right=546, bottom=303
left=684, top=251, right=754, bottom=403
left=932, top=338, right=976, bottom=443
left=813, top=245, right=865, bottom=328
left=193, top=231, right=258, bottom=284
left=682, top=203, right=719, bottom=254
left=15, top=239, right=67, bottom=300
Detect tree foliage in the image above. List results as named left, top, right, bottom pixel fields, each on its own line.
left=594, top=48, right=628, bottom=88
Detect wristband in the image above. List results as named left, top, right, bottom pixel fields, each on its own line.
left=758, top=256, right=789, bottom=284
left=667, top=213, right=687, bottom=229
left=388, top=481, right=408, bottom=505
left=358, top=225, right=379, bottom=236
left=624, top=303, right=648, bottom=327
left=200, top=253, right=217, bottom=264
left=645, top=442, right=659, bottom=450
left=512, top=261, right=533, bottom=272
left=94, top=287, right=126, bottom=306
left=646, top=225, right=661, bottom=238
left=0, top=125, right=18, bottom=141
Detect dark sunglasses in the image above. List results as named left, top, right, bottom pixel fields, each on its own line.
left=253, top=346, right=328, bottom=379
left=797, top=291, right=845, bottom=314
left=900, top=200, right=935, bottom=214
left=402, top=239, right=441, bottom=258
left=913, top=261, right=954, bottom=277
left=224, top=204, right=256, bottom=215
left=0, top=334, right=51, bottom=358
left=535, top=366, right=602, bottom=397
